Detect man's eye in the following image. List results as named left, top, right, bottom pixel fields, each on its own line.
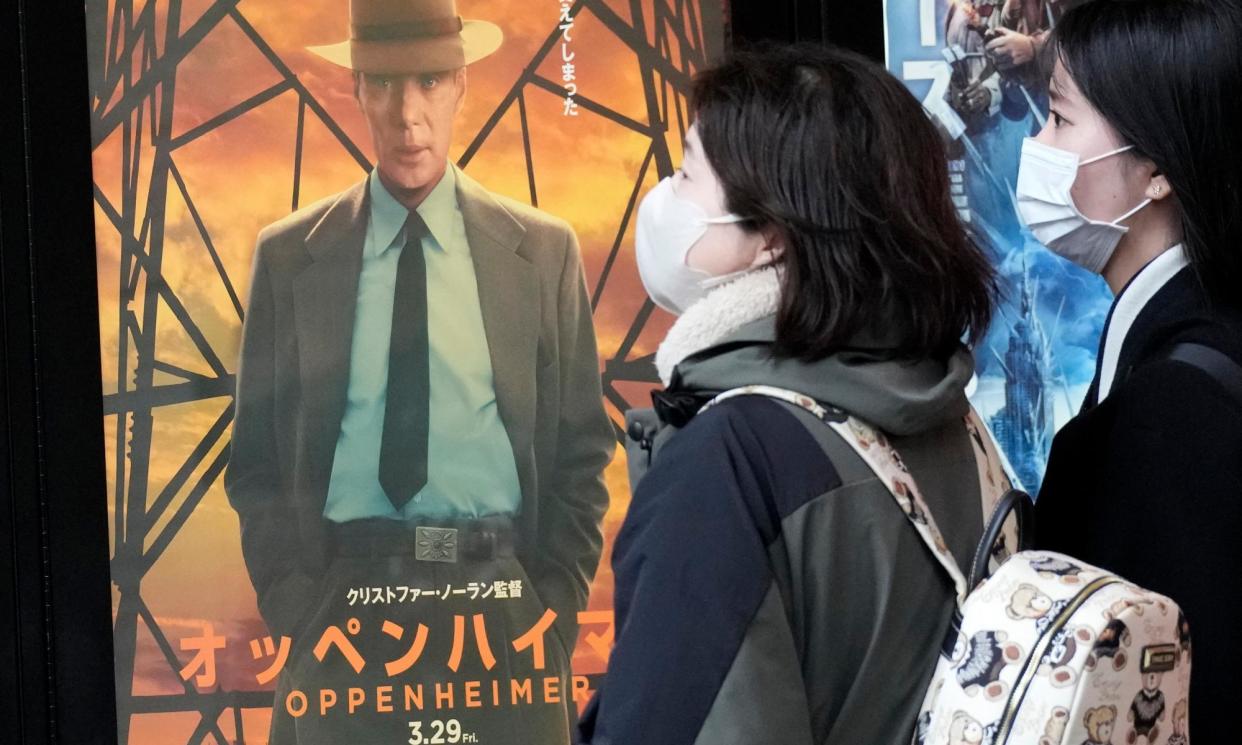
left=1051, top=110, right=1065, bottom=127
left=421, top=75, right=439, bottom=89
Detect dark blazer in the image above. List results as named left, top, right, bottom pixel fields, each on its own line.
left=1037, top=266, right=1242, bottom=741
left=224, top=164, right=615, bottom=651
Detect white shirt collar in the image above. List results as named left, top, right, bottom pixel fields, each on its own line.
left=1097, top=244, right=1190, bottom=399
left=367, top=163, right=459, bottom=258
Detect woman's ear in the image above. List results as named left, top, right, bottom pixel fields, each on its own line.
left=748, top=227, right=785, bottom=269
left=1148, top=170, right=1173, bottom=202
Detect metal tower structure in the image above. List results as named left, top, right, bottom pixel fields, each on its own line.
left=86, top=0, right=721, bottom=741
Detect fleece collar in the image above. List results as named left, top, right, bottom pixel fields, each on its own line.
left=655, top=267, right=782, bottom=386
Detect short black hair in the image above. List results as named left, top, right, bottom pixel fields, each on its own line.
left=690, top=42, right=997, bottom=361
left=1053, top=0, right=1242, bottom=304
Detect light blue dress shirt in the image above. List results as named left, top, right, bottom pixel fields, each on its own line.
left=323, top=165, right=522, bottom=522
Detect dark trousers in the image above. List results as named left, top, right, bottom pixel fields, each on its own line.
left=268, top=536, right=575, bottom=745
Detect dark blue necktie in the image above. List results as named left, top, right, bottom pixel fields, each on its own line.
left=379, top=210, right=431, bottom=509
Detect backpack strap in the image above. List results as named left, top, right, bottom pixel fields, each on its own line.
left=700, top=385, right=971, bottom=606
left=968, top=488, right=1035, bottom=589
left=962, top=408, right=1023, bottom=575
left=1166, top=342, right=1242, bottom=406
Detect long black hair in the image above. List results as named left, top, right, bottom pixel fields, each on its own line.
left=690, top=42, right=997, bottom=361
left=1053, top=0, right=1242, bottom=303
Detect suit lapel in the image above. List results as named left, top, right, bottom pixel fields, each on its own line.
left=454, top=165, right=539, bottom=473
left=1085, top=266, right=1197, bottom=411
left=1112, top=267, right=1197, bottom=386
left=292, top=179, right=369, bottom=479
left=1083, top=279, right=1126, bottom=412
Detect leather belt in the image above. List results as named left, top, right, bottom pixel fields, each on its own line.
left=328, top=515, right=517, bottom=563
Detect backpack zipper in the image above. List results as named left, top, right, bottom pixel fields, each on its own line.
left=993, top=575, right=1119, bottom=744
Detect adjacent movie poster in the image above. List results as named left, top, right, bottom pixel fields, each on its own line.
left=884, top=0, right=1108, bottom=494
left=86, top=1, right=726, bottom=742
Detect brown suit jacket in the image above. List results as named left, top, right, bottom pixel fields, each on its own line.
left=224, top=164, right=615, bottom=650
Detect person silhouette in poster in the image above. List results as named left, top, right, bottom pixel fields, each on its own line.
left=224, top=0, right=614, bottom=742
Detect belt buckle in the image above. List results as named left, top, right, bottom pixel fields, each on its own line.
left=415, top=526, right=458, bottom=562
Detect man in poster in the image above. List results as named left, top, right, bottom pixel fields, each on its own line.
left=224, top=0, right=614, bottom=742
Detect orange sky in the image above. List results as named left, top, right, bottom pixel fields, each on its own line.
left=91, top=1, right=723, bottom=742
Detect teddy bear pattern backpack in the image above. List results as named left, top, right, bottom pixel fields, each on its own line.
left=699, top=386, right=1193, bottom=745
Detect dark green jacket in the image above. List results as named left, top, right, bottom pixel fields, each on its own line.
left=580, top=316, right=989, bottom=745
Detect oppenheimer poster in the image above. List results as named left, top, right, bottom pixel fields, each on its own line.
left=86, top=1, right=726, bottom=742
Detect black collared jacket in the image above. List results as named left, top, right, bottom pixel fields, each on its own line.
left=1036, top=267, right=1242, bottom=739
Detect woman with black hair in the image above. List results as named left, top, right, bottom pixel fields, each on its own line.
left=576, top=44, right=1002, bottom=744
left=1023, top=1, right=1242, bottom=738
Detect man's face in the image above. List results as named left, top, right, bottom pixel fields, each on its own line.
left=355, top=68, right=466, bottom=195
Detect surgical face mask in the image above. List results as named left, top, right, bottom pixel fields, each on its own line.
left=634, top=176, right=746, bottom=314
left=1015, top=137, right=1152, bottom=274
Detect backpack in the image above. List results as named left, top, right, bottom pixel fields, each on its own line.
left=691, top=385, right=1193, bottom=745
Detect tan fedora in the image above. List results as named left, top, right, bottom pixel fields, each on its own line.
left=308, top=0, right=502, bottom=74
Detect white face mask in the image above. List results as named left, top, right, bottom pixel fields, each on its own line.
left=634, top=176, right=746, bottom=314
left=1016, top=137, right=1152, bottom=274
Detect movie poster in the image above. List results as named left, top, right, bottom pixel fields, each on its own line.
left=85, top=1, right=726, bottom=742
left=883, top=0, right=1108, bottom=493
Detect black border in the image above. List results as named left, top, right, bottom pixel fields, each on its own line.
left=2, top=0, right=119, bottom=743
left=732, top=0, right=885, bottom=60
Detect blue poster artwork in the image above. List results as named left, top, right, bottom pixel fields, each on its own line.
left=883, top=0, right=1110, bottom=494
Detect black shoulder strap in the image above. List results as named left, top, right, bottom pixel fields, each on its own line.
left=1166, top=343, right=1242, bottom=406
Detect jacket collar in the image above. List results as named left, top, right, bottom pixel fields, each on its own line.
left=1103, top=265, right=1199, bottom=395
left=290, top=182, right=370, bottom=498
left=659, top=272, right=976, bottom=437
left=453, top=163, right=540, bottom=493
left=1096, top=245, right=1189, bottom=399
left=299, top=162, right=526, bottom=261
left=655, top=267, right=781, bottom=385
left=1084, top=257, right=1242, bottom=410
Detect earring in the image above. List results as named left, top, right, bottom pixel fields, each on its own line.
left=1154, top=185, right=1163, bottom=196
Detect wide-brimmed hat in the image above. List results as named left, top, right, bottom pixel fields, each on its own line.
left=308, top=0, right=502, bottom=74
